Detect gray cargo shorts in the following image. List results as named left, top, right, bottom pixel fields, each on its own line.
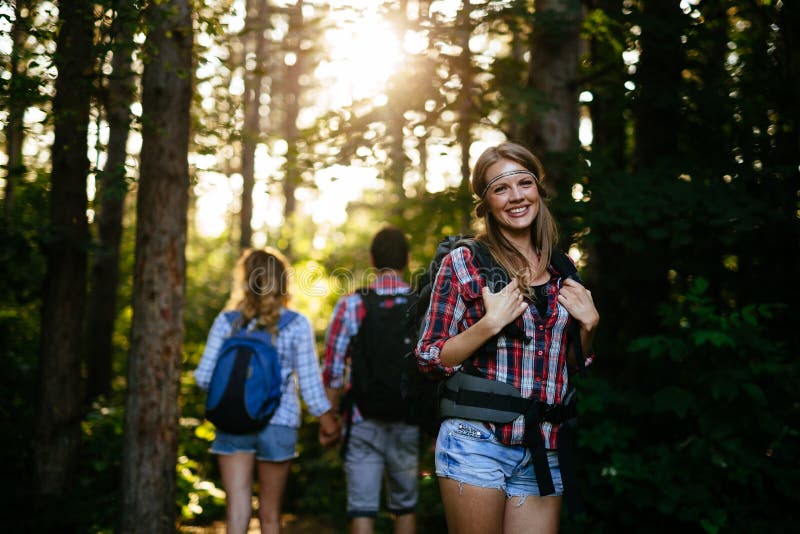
left=344, top=418, right=419, bottom=518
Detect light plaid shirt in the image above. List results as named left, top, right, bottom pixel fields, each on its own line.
left=194, top=308, right=331, bottom=428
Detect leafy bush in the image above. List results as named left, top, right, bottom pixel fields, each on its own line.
left=566, top=278, right=798, bottom=533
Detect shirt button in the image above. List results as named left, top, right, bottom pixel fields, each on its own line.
left=535, top=376, right=542, bottom=382
left=537, top=350, right=544, bottom=356
left=538, top=325, right=544, bottom=331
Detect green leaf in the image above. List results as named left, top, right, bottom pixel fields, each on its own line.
left=692, top=329, right=735, bottom=348
left=653, top=386, right=695, bottom=418
left=740, top=382, right=767, bottom=407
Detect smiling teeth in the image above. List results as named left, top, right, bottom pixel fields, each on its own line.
left=510, top=207, right=526, bottom=213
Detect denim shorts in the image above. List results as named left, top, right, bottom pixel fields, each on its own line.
left=435, top=418, right=562, bottom=498
left=210, top=424, right=298, bottom=462
left=344, top=419, right=420, bottom=517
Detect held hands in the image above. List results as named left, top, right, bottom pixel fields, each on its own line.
left=481, top=279, right=528, bottom=335
left=557, top=278, right=600, bottom=331
left=318, top=410, right=341, bottom=448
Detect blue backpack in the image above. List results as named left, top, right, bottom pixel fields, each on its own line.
left=205, top=309, right=299, bottom=434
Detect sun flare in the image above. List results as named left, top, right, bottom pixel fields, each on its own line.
left=316, top=14, right=402, bottom=108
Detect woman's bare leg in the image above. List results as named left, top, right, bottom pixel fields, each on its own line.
left=218, top=453, right=256, bottom=534
left=256, top=460, right=291, bottom=534
left=504, top=495, right=562, bottom=534
left=438, top=477, right=506, bottom=534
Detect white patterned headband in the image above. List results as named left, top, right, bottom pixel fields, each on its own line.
left=480, top=169, right=538, bottom=198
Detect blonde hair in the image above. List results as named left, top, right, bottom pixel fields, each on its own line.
left=471, top=142, right=559, bottom=291
left=226, top=248, right=290, bottom=337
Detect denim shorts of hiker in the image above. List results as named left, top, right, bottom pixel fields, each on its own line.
left=344, top=419, right=420, bottom=518
left=435, top=418, right=563, bottom=498
left=210, top=424, right=298, bottom=462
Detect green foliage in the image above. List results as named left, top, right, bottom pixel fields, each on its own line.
left=565, top=279, right=797, bottom=533
left=2, top=1, right=798, bottom=531
left=0, top=176, right=47, bottom=530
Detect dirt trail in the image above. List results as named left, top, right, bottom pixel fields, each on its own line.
left=180, top=514, right=340, bottom=533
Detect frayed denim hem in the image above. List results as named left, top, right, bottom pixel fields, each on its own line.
left=439, top=475, right=506, bottom=496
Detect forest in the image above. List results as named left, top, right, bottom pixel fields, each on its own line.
left=0, top=0, right=798, bottom=532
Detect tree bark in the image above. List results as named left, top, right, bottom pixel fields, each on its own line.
left=633, top=0, right=685, bottom=169
left=587, top=0, right=626, bottom=172
left=525, top=0, right=583, bottom=191
left=119, top=0, right=192, bottom=531
left=386, top=0, right=410, bottom=219
left=281, top=0, right=303, bottom=258
left=33, top=0, right=95, bottom=497
left=239, top=0, right=269, bottom=250
left=87, top=0, right=138, bottom=401
left=3, top=0, right=31, bottom=223
left=455, top=0, right=475, bottom=233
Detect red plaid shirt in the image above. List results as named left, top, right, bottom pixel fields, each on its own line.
left=323, top=273, right=411, bottom=423
left=415, top=246, right=593, bottom=449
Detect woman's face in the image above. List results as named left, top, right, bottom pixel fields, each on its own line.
left=483, top=158, right=540, bottom=238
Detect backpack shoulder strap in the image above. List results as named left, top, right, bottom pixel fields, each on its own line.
left=223, top=310, right=245, bottom=336
left=277, top=309, right=300, bottom=331
left=464, top=239, right=511, bottom=292
left=549, top=249, right=583, bottom=286
left=455, top=239, right=526, bottom=344
left=548, top=249, right=588, bottom=372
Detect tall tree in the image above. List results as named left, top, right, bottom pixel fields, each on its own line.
left=632, top=0, right=685, bottom=169
left=454, top=0, right=477, bottom=233
left=280, top=0, right=303, bottom=258
left=585, top=0, right=627, bottom=172
left=384, top=0, right=411, bottom=219
left=86, top=0, right=138, bottom=401
left=621, top=0, right=686, bottom=336
left=2, top=0, right=33, bottom=223
left=33, top=0, right=95, bottom=497
left=239, top=0, right=270, bottom=250
left=119, top=0, right=192, bottom=530
left=525, top=0, right=584, bottom=191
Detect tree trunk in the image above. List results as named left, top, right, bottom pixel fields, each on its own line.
left=386, top=0, right=410, bottom=219
left=633, top=0, right=685, bottom=169
left=3, top=0, right=31, bottom=223
left=119, top=0, right=192, bottom=531
left=239, top=0, right=269, bottom=250
left=507, top=22, right=528, bottom=143
left=87, top=0, right=138, bottom=401
left=587, top=0, right=626, bottom=172
left=455, top=0, right=475, bottom=233
left=525, top=0, right=583, bottom=192
left=33, top=0, right=95, bottom=497
left=281, top=0, right=303, bottom=258
left=614, top=0, right=685, bottom=339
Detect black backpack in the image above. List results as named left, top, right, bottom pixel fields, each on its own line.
left=346, top=288, right=418, bottom=422
left=400, top=236, right=503, bottom=436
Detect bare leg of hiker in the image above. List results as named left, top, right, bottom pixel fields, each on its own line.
left=257, top=460, right=291, bottom=534
left=351, top=517, right=374, bottom=534
left=393, top=512, right=416, bottom=534
left=504, top=495, right=561, bottom=534
left=439, top=478, right=505, bottom=534
left=219, top=452, right=256, bottom=534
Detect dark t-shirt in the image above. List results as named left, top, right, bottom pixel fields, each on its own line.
left=532, top=282, right=549, bottom=318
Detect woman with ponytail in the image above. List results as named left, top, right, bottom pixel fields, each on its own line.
left=195, top=248, right=339, bottom=534
left=416, top=142, right=600, bottom=533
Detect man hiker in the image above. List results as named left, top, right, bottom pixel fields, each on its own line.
left=323, top=226, right=419, bottom=534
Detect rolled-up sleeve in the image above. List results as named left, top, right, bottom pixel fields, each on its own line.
left=322, top=295, right=358, bottom=389
left=292, top=315, right=332, bottom=417
left=194, top=312, right=232, bottom=390
left=415, top=248, right=483, bottom=378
